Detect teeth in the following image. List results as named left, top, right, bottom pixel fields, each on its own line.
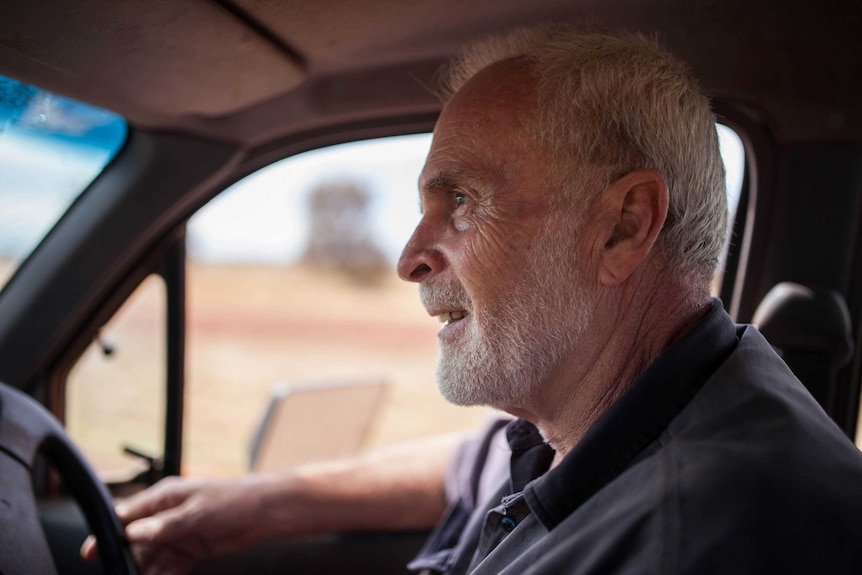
left=438, top=310, right=466, bottom=324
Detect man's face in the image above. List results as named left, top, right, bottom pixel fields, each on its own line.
left=397, top=61, right=598, bottom=413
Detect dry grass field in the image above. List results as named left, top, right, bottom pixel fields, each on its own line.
left=64, top=262, right=491, bottom=479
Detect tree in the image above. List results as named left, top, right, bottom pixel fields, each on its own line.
left=302, top=180, right=389, bottom=284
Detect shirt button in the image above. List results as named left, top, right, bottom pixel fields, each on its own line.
left=501, top=517, right=517, bottom=532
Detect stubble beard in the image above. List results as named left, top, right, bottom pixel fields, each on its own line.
left=423, top=223, right=596, bottom=410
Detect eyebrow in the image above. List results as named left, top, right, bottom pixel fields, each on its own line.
left=421, top=172, right=458, bottom=193
left=420, top=165, right=490, bottom=194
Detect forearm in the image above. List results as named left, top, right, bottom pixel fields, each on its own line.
left=250, top=432, right=467, bottom=540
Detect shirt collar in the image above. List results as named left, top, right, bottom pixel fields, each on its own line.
left=524, top=298, right=739, bottom=529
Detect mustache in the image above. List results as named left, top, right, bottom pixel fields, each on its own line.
left=419, top=280, right=472, bottom=311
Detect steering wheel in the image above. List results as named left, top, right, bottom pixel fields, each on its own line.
left=0, top=380, right=137, bottom=574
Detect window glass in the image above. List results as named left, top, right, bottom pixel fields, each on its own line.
left=714, top=124, right=746, bottom=295
left=183, top=127, right=746, bottom=477
left=718, top=124, right=745, bottom=223
left=0, top=75, right=127, bottom=291
left=66, top=276, right=166, bottom=482
left=183, top=134, right=481, bottom=476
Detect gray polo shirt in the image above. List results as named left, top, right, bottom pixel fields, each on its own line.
left=410, top=300, right=862, bottom=574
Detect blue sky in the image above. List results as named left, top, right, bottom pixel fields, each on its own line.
left=0, top=125, right=125, bottom=258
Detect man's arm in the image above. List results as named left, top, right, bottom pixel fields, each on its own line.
left=81, top=432, right=467, bottom=574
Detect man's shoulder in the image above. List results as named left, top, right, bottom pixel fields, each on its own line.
left=669, top=323, right=856, bottom=454
left=664, top=323, right=862, bottom=487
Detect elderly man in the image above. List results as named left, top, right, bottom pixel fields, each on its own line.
left=84, top=28, right=862, bottom=574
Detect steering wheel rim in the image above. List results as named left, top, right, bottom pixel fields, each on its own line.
left=0, top=380, right=137, bottom=574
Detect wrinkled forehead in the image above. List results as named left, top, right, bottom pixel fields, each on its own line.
left=438, top=58, right=538, bottom=134
left=420, top=59, right=542, bottom=185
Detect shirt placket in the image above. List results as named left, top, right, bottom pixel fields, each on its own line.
left=469, top=492, right=532, bottom=569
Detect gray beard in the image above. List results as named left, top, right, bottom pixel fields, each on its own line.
left=422, top=225, right=594, bottom=410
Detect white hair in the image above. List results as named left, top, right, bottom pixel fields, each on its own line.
left=442, top=27, right=727, bottom=285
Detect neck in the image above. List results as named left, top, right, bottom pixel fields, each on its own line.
left=513, top=272, right=711, bottom=457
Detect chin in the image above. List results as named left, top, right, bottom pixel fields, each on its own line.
left=436, top=355, right=535, bottom=409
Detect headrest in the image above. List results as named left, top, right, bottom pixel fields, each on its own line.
left=753, top=282, right=853, bottom=367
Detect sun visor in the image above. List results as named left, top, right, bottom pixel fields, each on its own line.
left=0, top=0, right=306, bottom=119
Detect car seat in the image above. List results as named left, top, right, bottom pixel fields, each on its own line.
left=752, top=282, right=854, bottom=414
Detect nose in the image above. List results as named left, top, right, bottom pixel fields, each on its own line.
left=397, top=219, right=444, bottom=283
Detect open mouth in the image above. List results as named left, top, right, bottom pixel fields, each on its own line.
left=437, top=310, right=467, bottom=325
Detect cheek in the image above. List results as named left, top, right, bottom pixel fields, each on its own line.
left=452, top=220, right=533, bottom=291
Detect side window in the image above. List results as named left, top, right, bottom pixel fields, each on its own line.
left=714, top=124, right=746, bottom=297
left=718, top=124, right=745, bottom=227
left=66, top=276, right=166, bottom=481
left=183, top=134, right=489, bottom=477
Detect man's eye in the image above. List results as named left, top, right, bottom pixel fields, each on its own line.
left=454, top=192, right=468, bottom=206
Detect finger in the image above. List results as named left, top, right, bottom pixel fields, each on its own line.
left=125, top=501, right=198, bottom=545
left=117, top=477, right=196, bottom=524
left=80, top=535, right=99, bottom=561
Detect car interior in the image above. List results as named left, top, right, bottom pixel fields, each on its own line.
left=1, top=1, right=861, bottom=573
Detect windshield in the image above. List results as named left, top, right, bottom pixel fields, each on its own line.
left=0, top=75, right=127, bottom=291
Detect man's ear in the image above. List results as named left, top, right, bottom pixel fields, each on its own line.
left=597, top=169, right=669, bottom=286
